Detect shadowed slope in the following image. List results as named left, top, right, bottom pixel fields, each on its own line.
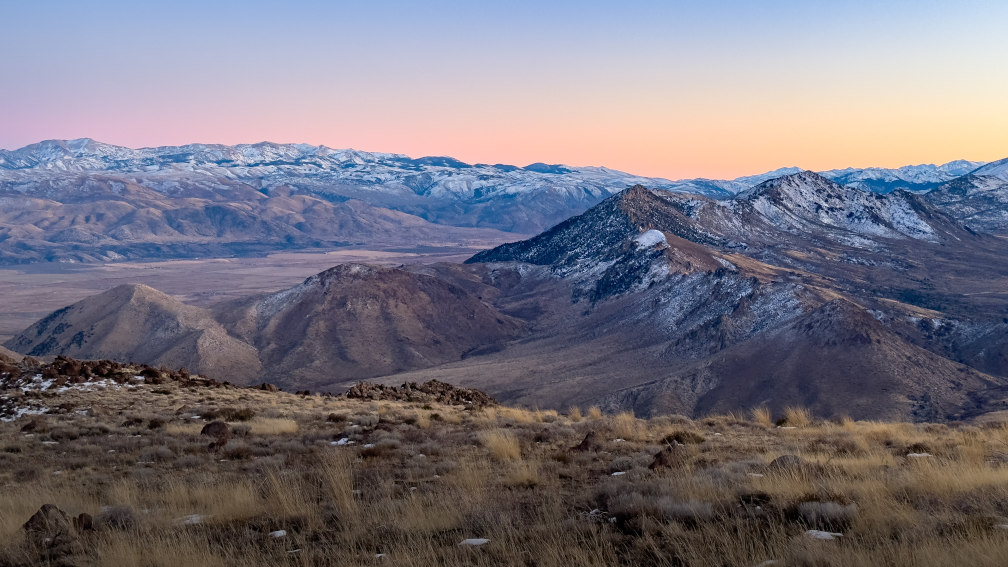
left=215, top=264, right=526, bottom=390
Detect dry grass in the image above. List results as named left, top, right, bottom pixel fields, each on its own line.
left=781, top=406, right=813, bottom=427
left=751, top=406, right=774, bottom=428
left=3, top=381, right=1008, bottom=566
left=246, top=417, right=298, bottom=435
left=481, top=428, right=521, bottom=461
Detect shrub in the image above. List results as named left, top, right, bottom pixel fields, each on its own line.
left=220, top=407, right=256, bottom=422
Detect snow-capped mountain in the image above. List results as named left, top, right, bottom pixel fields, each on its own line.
left=925, top=157, right=1008, bottom=233
left=819, top=160, right=986, bottom=194
left=0, top=139, right=685, bottom=233
left=736, top=171, right=942, bottom=242
left=0, top=138, right=1003, bottom=265
left=0, top=139, right=989, bottom=229
left=466, top=180, right=1008, bottom=419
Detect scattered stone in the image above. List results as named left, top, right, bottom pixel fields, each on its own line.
left=173, top=514, right=208, bottom=526
left=805, top=529, right=843, bottom=540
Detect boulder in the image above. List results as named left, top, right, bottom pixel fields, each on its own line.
left=23, top=504, right=73, bottom=542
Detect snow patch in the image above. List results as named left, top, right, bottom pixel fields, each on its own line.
left=633, top=229, right=667, bottom=249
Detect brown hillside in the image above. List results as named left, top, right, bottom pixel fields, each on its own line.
left=3, top=284, right=260, bottom=384
left=215, top=264, right=525, bottom=390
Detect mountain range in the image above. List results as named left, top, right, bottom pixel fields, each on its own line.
left=1, top=139, right=1005, bottom=264
left=7, top=167, right=1008, bottom=422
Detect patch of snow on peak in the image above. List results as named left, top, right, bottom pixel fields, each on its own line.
left=634, top=229, right=667, bottom=249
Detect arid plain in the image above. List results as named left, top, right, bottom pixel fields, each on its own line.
left=0, top=246, right=486, bottom=345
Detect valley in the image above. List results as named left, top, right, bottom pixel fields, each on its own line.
left=0, top=247, right=485, bottom=344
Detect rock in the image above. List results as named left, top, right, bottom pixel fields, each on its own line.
left=23, top=504, right=74, bottom=542
left=73, top=513, right=94, bottom=532
left=649, top=443, right=692, bottom=470
left=23, top=504, right=82, bottom=564
left=258, top=383, right=279, bottom=392
left=201, top=420, right=232, bottom=450
left=459, top=538, right=490, bottom=546
left=572, top=431, right=601, bottom=452
left=768, top=454, right=805, bottom=470
left=201, top=421, right=230, bottom=438
left=804, top=529, right=843, bottom=540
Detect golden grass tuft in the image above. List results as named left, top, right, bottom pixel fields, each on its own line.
left=568, top=406, right=583, bottom=422
left=781, top=406, right=813, bottom=427
left=751, top=406, right=774, bottom=428
left=481, top=428, right=521, bottom=461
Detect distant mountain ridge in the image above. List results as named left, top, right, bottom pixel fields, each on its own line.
left=0, top=138, right=1003, bottom=265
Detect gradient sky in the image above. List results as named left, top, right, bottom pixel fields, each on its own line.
left=2, top=0, right=1007, bottom=179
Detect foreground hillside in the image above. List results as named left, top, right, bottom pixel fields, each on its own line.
left=2, top=356, right=1008, bottom=566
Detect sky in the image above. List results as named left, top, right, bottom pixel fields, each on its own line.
left=2, top=0, right=1007, bottom=180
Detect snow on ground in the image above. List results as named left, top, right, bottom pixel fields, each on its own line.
left=633, top=229, right=668, bottom=249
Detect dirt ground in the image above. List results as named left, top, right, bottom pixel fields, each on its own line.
left=0, top=247, right=481, bottom=344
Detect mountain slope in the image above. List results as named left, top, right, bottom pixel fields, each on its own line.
left=3, top=284, right=260, bottom=383
left=925, top=158, right=1008, bottom=234
left=604, top=299, right=1002, bottom=421
left=212, top=263, right=526, bottom=390
left=457, top=179, right=1008, bottom=419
